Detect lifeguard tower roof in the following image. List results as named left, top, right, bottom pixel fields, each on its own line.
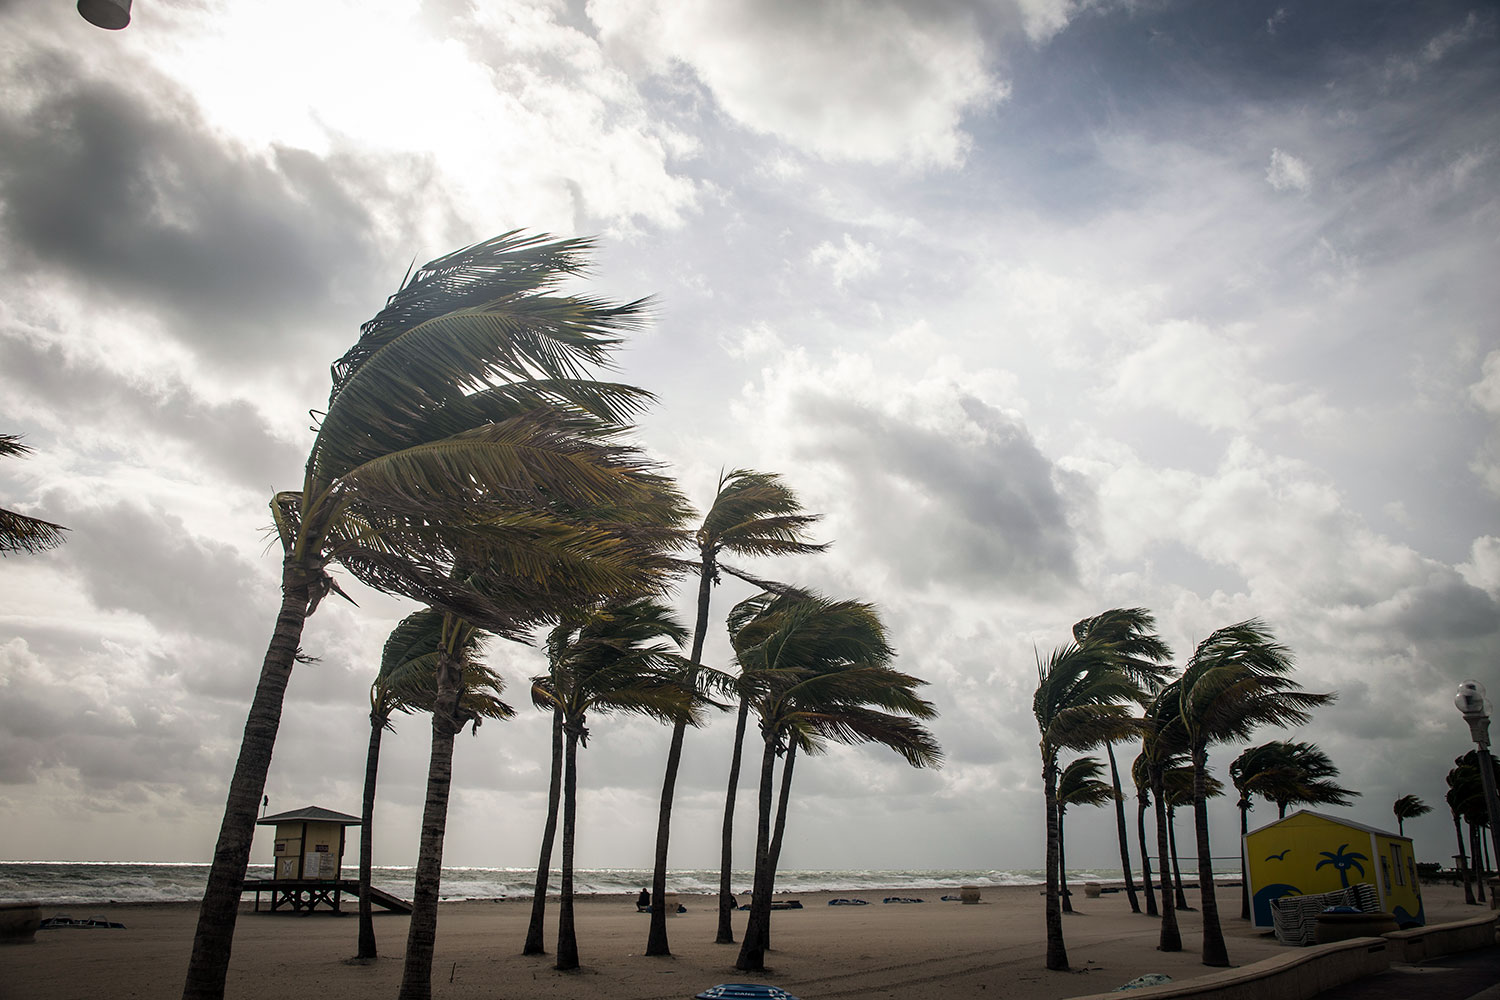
left=257, top=805, right=361, bottom=826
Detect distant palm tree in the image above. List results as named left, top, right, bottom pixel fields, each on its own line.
left=1056, top=756, right=1116, bottom=913
left=1071, top=609, right=1173, bottom=915
left=522, top=706, right=563, bottom=956
left=183, top=233, right=686, bottom=1000
left=1392, top=794, right=1431, bottom=837
left=0, top=434, right=66, bottom=555
left=645, top=469, right=825, bottom=954
left=1035, top=627, right=1144, bottom=970
left=734, top=593, right=940, bottom=973
left=1176, top=620, right=1332, bottom=967
left=1130, top=753, right=1158, bottom=917
left=1141, top=682, right=1186, bottom=951
left=532, top=596, right=696, bottom=971
left=356, top=612, right=502, bottom=960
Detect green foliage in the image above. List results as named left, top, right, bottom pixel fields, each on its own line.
left=0, top=434, right=67, bottom=555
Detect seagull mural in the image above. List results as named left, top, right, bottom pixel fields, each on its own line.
left=1315, top=844, right=1368, bottom=887
left=1265, top=849, right=1291, bottom=861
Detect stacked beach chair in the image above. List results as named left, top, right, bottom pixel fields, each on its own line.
left=1268, top=883, right=1381, bottom=945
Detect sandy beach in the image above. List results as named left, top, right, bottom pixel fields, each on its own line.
left=2, top=882, right=1480, bottom=1000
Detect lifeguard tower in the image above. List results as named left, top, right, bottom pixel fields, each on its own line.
left=243, top=805, right=409, bottom=914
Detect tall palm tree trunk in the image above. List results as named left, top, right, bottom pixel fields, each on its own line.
left=1167, top=807, right=1189, bottom=910
left=357, top=713, right=385, bottom=960
left=555, top=725, right=581, bottom=971
left=1042, top=753, right=1068, bottom=970
left=1137, top=794, right=1158, bottom=917
left=1106, top=745, right=1140, bottom=912
left=1192, top=747, right=1229, bottom=966
left=1059, top=805, right=1072, bottom=914
left=758, top=742, right=798, bottom=950
left=735, top=735, right=778, bottom=972
left=1453, top=811, right=1476, bottom=904
left=398, top=650, right=465, bottom=1000
left=716, top=694, right=752, bottom=944
left=524, top=708, right=564, bottom=955
left=1151, top=767, right=1181, bottom=951
left=183, top=565, right=311, bottom=1000
left=647, top=558, right=713, bottom=957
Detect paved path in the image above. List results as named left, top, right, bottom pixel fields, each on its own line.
left=1314, top=946, right=1500, bottom=1000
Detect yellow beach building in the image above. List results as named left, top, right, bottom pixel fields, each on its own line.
left=1243, top=809, right=1424, bottom=929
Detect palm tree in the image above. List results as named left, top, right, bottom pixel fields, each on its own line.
left=0, top=434, right=66, bottom=554
left=1177, top=620, right=1332, bottom=967
left=531, top=596, right=696, bottom=970
left=355, top=612, right=502, bottom=960
left=1072, top=609, right=1173, bottom=915
left=1141, top=682, right=1186, bottom=951
left=1447, top=781, right=1477, bottom=905
left=1393, top=794, right=1431, bottom=837
left=522, top=706, right=564, bottom=956
left=184, top=233, right=686, bottom=1000
left=646, top=469, right=826, bottom=956
left=1230, top=740, right=1357, bottom=919
left=733, top=593, right=940, bottom=973
left=1056, top=756, right=1116, bottom=913
left=358, top=611, right=510, bottom=959
left=1034, top=626, right=1145, bottom=971
left=1130, top=753, right=1158, bottom=917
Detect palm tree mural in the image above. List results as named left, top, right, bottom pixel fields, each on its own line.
left=532, top=596, right=697, bottom=971
left=1176, top=620, right=1332, bottom=967
left=647, top=469, right=826, bottom=955
left=1071, top=609, right=1173, bottom=915
left=1056, top=756, right=1116, bottom=913
left=1034, top=620, right=1145, bottom=970
left=0, top=434, right=66, bottom=555
left=733, top=592, right=940, bottom=973
left=183, top=232, right=689, bottom=1000
left=356, top=612, right=505, bottom=960
left=1315, top=844, right=1368, bottom=887
left=1392, top=794, right=1431, bottom=837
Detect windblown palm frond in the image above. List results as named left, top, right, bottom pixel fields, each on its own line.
left=1, top=434, right=67, bottom=555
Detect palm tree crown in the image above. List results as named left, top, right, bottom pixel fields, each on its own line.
left=0, top=434, right=67, bottom=555
left=1392, top=794, right=1431, bottom=836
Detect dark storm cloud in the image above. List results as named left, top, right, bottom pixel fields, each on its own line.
left=0, top=49, right=388, bottom=365
left=0, top=338, right=305, bottom=492
left=793, top=391, right=1079, bottom=592
left=47, top=500, right=273, bottom=645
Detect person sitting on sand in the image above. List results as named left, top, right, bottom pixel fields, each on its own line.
left=636, top=888, right=650, bottom=911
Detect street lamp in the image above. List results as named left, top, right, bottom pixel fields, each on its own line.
left=1454, top=680, right=1500, bottom=894
left=78, top=0, right=131, bottom=30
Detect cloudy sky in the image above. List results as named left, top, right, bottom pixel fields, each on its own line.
left=1, top=0, right=1496, bottom=879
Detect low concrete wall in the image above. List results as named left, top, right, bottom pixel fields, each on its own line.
left=1066, top=937, right=1391, bottom=1000
left=1382, top=912, right=1498, bottom=963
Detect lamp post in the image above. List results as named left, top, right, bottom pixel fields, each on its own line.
left=1454, top=680, right=1500, bottom=891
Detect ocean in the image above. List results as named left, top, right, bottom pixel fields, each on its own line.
left=0, top=862, right=1242, bottom=906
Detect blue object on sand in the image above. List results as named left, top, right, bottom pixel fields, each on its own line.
left=882, top=896, right=924, bottom=904
left=695, top=984, right=802, bottom=999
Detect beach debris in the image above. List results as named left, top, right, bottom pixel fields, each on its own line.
left=39, top=915, right=125, bottom=929
left=1115, top=973, right=1172, bottom=991
left=695, top=984, right=802, bottom=1000
left=882, top=896, right=925, bottom=904
left=827, top=898, right=869, bottom=905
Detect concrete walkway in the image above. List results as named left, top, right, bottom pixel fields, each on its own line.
left=1313, top=945, right=1500, bottom=1000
